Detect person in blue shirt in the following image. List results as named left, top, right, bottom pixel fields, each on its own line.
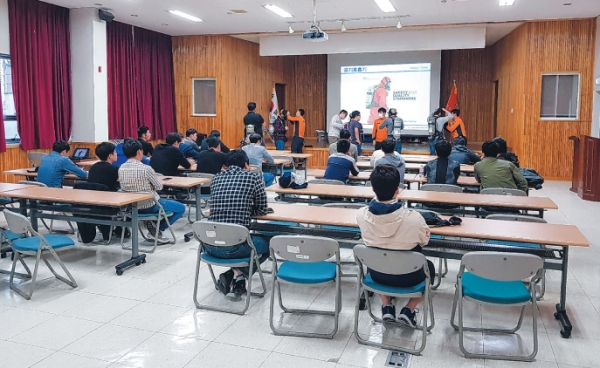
left=425, top=140, right=461, bottom=185
left=113, top=140, right=150, bottom=167
left=37, top=140, right=88, bottom=188
left=449, top=137, right=481, bottom=165
left=179, top=142, right=199, bottom=160
left=241, top=134, right=275, bottom=187
left=323, top=139, right=360, bottom=183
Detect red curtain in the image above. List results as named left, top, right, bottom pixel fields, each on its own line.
left=107, top=21, right=137, bottom=139
left=0, top=83, right=6, bottom=153
left=8, top=0, right=72, bottom=150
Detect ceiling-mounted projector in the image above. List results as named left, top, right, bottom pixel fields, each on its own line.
left=302, top=25, right=328, bottom=42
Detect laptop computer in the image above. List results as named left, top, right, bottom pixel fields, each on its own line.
left=71, top=148, right=91, bottom=161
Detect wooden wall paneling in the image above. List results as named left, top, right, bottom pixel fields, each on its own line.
left=288, top=55, right=328, bottom=136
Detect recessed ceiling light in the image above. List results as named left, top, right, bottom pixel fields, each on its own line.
left=499, top=0, right=516, bottom=6
left=374, top=0, right=396, bottom=13
left=94, top=3, right=102, bottom=6
left=563, top=2, right=572, bottom=5
left=168, top=10, right=203, bottom=22
left=263, top=4, right=293, bottom=18
left=131, top=14, right=138, bottom=17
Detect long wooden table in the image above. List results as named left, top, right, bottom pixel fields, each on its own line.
left=252, top=203, right=588, bottom=338
left=306, top=170, right=480, bottom=188
left=0, top=186, right=154, bottom=275
left=357, top=154, right=435, bottom=164
left=357, top=161, right=476, bottom=174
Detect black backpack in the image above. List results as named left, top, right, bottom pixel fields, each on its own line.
left=519, top=168, right=544, bottom=190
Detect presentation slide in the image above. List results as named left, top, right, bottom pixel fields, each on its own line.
left=340, top=63, right=431, bottom=135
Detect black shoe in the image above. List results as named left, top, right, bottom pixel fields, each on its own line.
left=382, top=305, right=396, bottom=322
left=217, top=270, right=234, bottom=295
left=398, top=307, right=417, bottom=328
left=232, top=278, right=247, bottom=296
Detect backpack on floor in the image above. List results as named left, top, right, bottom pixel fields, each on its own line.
left=519, top=168, right=544, bottom=190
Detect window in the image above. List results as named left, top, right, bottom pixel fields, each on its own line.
left=540, top=74, right=579, bottom=120
left=192, top=78, right=216, bottom=116
left=1, top=54, right=19, bottom=143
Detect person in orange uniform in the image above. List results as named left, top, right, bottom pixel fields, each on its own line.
left=445, top=108, right=467, bottom=142
left=287, top=109, right=306, bottom=153
left=371, top=107, right=388, bottom=150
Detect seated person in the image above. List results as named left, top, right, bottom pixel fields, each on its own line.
left=328, top=129, right=358, bottom=162
left=179, top=141, right=199, bottom=160
left=449, top=137, right=481, bottom=165
left=88, top=142, right=119, bottom=191
left=374, top=138, right=405, bottom=185
left=37, top=140, right=88, bottom=188
left=323, top=139, right=360, bottom=183
left=151, top=132, right=193, bottom=176
left=138, top=126, right=154, bottom=157
left=370, top=145, right=401, bottom=167
left=114, top=141, right=150, bottom=167
left=184, top=128, right=201, bottom=152
left=242, top=134, right=275, bottom=186
left=474, top=141, right=528, bottom=192
left=200, top=130, right=230, bottom=153
left=196, top=136, right=227, bottom=195
left=425, top=140, right=461, bottom=185
left=492, top=136, right=520, bottom=168
left=357, top=165, right=434, bottom=327
left=205, top=149, right=270, bottom=296
left=119, top=139, right=186, bottom=239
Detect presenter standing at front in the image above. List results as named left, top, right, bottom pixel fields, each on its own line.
left=347, top=111, right=364, bottom=156
left=327, top=110, right=348, bottom=144
left=243, top=102, right=265, bottom=142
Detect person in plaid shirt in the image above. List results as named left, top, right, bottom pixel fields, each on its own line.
left=205, top=149, right=269, bottom=296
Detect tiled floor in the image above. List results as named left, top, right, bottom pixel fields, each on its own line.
left=0, top=180, right=598, bottom=368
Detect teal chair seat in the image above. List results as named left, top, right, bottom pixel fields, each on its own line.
left=462, top=272, right=531, bottom=304
left=278, top=261, right=336, bottom=284
left=488, top=240, right=541, bottom=249
left=322, top=225, right=360, bottom=232
left=133, top=211, right=173, bottom=218
left=430, top=234, right=442, bottom=239
left=201, top=253, right=250, bottom=266
left=363, top=273, right=426, bottom=295
left=2, top=229, right=23, bottom=241
left=11, top=235, right=75, bottom=252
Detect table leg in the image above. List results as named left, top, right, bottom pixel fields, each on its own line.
left=29, top=200, right=38, bottom=232
left=195, top=186, right=201, bottom=222
left=115, top=202, right=146, bottom=275
left=554, top=246, right=572, bottom=338
left=19, top=199, right=27, bottom=217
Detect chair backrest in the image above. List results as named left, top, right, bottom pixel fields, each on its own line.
left=250, top=164, right=263, bottom=173
left=308, top=179, right=345, bottom=185
left=17, top=180, right=47, bottom=187
left=322, top=202, right=367, bottom=209
left=481, top=188, right=527, bottom=196
left=353, top=244, right=429, bottom=277
left=3, top=210, right=31, bottom=235
left=186, top=172, right=214, bottom=188
left=461, top=251, right=543, bottom=281
left=27, top=152, right=47, bottom=166
left=192, top=221, right=250, bottom=247
left=365, top=181, right=372, bottom=187
left=421, top=184, right=463, bottom=193
left=270, top=235, right=339, bottom=263
left=486, top=214, right=547, bottom=223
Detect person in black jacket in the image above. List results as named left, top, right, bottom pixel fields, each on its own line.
left=449, top=137, right=481, bottom=165
left=200, top=130, right=230, bottom=153
left=493, top=136, right=520, bottom=168
left=150, top=132, right=193, bottom=176
left=197, top=136, right=227, bottom=175
left=88, top=142, right=120, bottom=191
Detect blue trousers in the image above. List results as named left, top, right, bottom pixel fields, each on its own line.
left=395, top=141, right=403, bottom=154
left=354, top=142, right=362, bottom=156
left=139, top=198, right=186, bottom=232
left=203, top=236, right=269, bottom=277
left=429, top=137, right=439, bottom=155
left=263, top=173, right=275, bottom=187
left=275, top=140, right=285, bottom=150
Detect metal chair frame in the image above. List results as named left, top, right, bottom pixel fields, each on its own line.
left=185, top=173, right=214, bottom=223
left=120, top=198, right=176, bottom=254
left=17, top=181, right=76, bottom=234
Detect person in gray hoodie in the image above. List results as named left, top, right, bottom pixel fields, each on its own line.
left=449, top=136, right=481, bottom=165
left=374, top=139, right=405, bottom=185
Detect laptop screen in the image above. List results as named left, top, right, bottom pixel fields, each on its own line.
left=72, top=148, right=89, bottom=159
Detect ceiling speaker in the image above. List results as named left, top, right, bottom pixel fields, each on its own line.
left=98, top=9, right=114, bottom=22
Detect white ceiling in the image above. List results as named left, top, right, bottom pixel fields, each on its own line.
left=43, top=0, right=600, bottom=43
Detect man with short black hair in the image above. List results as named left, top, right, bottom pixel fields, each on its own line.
left=200, top=130, right=230, bottom=153
left=374, top=138, right=405, bottom=184
left=371, top=107, right=388, bottom=150
left=445, top=109, right=467, bottom=141
left=356, top=165, right=433, bottom=327
left=38, top=140, right=88, bottom=188
left=243, top=102, right=265, bottom=138
left=449, top=137, right=481, bottom=165
left=425, top=140, right=461, bottom=185
left=323, top=139, right=360, bottom=183
left=328, top=129, right=358, bottom=162
left=196, top=136, right=227, bottom=175
left=204, top=149, right=269, bottom=296
left=287, top=109, right=306, bottom=154
left=119, top=139, right=186, bottom=240
left=183, top=128, right=201, bottom=152
left=138, top=126, right=154, bottom=157
left=88, top=142, right=119, bottom=191
left=151, top=132, right=193, bottom=176
left=242, top=134, right=275, bottom=186
left=380, top=108, right=404, bottom=153
left=328, top=110, right=348, bottom=144
left=475, top=141, right=528, bottom=192
left=492, top=136, right=520, bottom=167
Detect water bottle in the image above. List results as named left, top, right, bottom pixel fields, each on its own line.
left=419, top=165, right=425, bottom=177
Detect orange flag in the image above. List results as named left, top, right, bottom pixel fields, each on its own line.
left=446, top=82, right=459, bottom=111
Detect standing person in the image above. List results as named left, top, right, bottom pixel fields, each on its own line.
left=323, top=139, right=360, bottom=183
left=200, top=130, right=230, bottom=153
left=88, top=142, right=120, bottom=191
left=356, top=165, right=433, bottom=326
left=347, top=111, right=364, bottom=156
left=243, top=102, right=265, bottom=140
left=474, top=141, right=528, bottom=192
left=371, top=107, right=388, bottom=150
left=444, top=108, right=467, bottom=142
left=287, top=109, right=306, bottom=154
left=425, top=140, right=461, bottom=185
left=428, top=108, right=454, bottom=155
left=367, top=77, right=391, bottom=125
left=273, top=109, right=289, bottom=150
left=37, top=140, right=88, bottom=188
left=184, top=128, right=201, bottom=152
left=449, top=137, right=481, bottom=165
left=380, top=108, right=404, bottom=153
left=138, top=126, right=154, bottom=157
left=151, top=132, right=193, bottom=177
left=328, top=110, right=348, bottom=144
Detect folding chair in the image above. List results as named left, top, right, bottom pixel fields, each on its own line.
left=485, top=214, right=547, bottom=300
left=185, top=172, right=214, bottom=222
left=120, top=198, right=176, bottom=254
left=2, top=210, right=77, bottom=300
left=17, top=181, right=76, bottom=234
left=353, top=244, right=434, bottom=355
left=27, top=152, right=47, bottom=167
left=192, top=221, right=267, bottom=315
left=419, top=183, right=464, bottom=215
left=413, top=208, right=448, bottom=290
left=450, top=252, right=543, bottom=361
left=269, top=235, right=341, bottom=338
left=480, top=187, right=527, bottom=215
